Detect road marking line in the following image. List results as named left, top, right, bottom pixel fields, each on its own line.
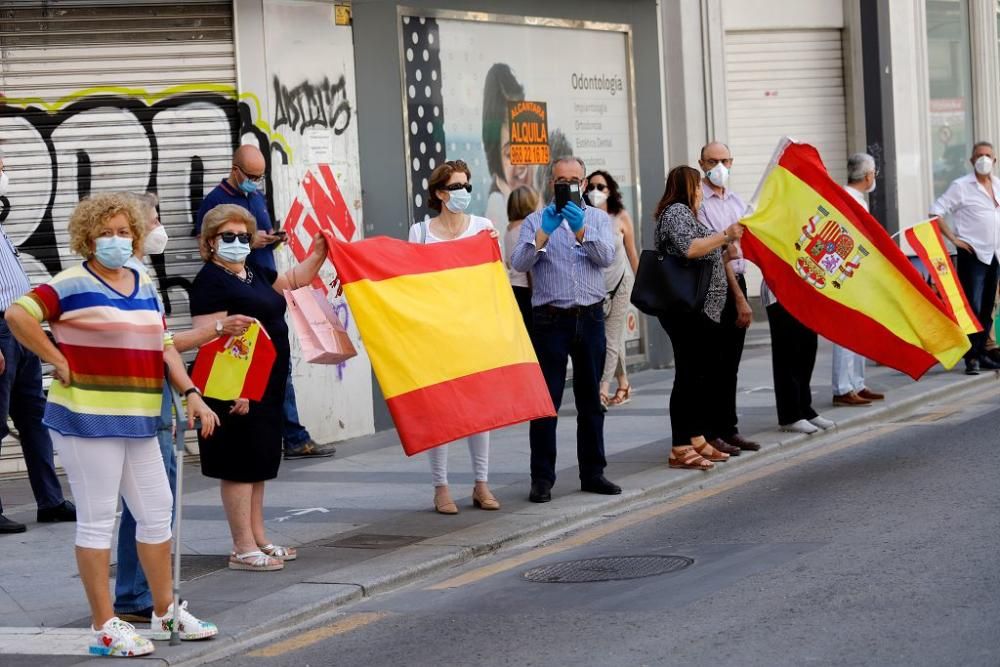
left=428, top=424, right=903, bottom=591
left=247, top=612, right=388, bottom=657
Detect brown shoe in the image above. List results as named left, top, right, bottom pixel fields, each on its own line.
left=857, top=388, right=884, bottom=401
left=693, top=440, right=730, bottom=462
left=723, top=434, right=761, bottom=452
left=833, top=391, right=872, bottom=407
left=710, top=438, right=741, bottom=456
left=433, top=487, right=458, bottom=515
left=471, top=484, right=500, bottom=510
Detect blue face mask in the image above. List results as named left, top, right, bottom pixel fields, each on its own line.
left=94, top=236, right=133, bottom=270
left=444, top=188, right=472, bottom=213
left=216, top=238, right=252, bottom=263
left=238, top=178, right=258, bottom=195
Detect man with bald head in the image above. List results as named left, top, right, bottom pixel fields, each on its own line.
left=696, top=141, right=758, bottom=454
left=195, top=144, right=335, bottom=459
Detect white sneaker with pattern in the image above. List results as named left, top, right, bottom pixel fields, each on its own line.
left=150, top=601, right=218, bottom=641
left=89, top=617, right=155, bottom=657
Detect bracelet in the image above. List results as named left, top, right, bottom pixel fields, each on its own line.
left=183, top=387, right=201, bottom=398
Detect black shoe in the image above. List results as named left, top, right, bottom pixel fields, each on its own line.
left=284, top=439, right=336, bottom=460
left=529, top=480, right=552, bottom=503
left=978, top=355, right=1000, bottom=370
left=581, top=476, right=622, bottom=495
left=37, top=499, right=76, bottom=523
left=965, top=358, right=980, bottom=375
left=115, top=606, right=154, bottom=623
left=0, top=514, right=26, bottom=534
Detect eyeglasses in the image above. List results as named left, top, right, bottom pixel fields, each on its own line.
left=702, top=158, right=734, bottom=168
left=585, top=183, right=608, bottom=192
left=233, top=164, right=265, bottom=184
left=554, top=178, right=582, bottom=186
left=217, top=231, right=253, bottom=244
left=443, top=182, right=472, bottom=192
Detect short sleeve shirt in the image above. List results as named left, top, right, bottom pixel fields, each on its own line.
left=195, top=179, right=276, bottom=271
left=655, top=202, right=727, bottom=322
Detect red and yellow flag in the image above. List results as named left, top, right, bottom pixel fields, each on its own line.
left=191, top=321, right=277, bottom=401
left=741, top=139, right=970, bottom=379
left=903, top=218, right=982, bottom=335
left=328, top=231, right=555, bottom=455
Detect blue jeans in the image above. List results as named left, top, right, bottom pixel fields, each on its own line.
left=956, top=249, right=999, bottom=359
left=528, top=304, right=608, bottom=485
left=113, top=387, right=175, bottom=613
left=0, top=318, right=65, bottom=513
left=282, top=363, right=311, bottom=447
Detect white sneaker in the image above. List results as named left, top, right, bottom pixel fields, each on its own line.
left=150, top=601, right=218, bottom=641
left=780, top=419, right=820, bottom=434
left=89, top=617, right=155, bottom=657
left=809, top=415, right=835, bottom=430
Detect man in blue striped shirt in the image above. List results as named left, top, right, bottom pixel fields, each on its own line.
left=511, top=156, right=622, bottom=502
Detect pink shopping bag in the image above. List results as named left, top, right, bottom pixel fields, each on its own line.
left=284, top=287, right=358, bottom=364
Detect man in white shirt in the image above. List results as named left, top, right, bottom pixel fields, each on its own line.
left=832, top=153, right=886, bottom=406
left=930, top=141, right=1000, bottom=375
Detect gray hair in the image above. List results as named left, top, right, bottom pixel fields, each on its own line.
left=847, top=153, right=876, bottom=183
left=551, top=155, right=586, bottom=175
left=972, top=141, right=994, bottom=155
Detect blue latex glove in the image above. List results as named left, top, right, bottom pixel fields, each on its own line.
left=540, top=204, right=561, bottom=235
left=562, top=200, right=585, bottom=233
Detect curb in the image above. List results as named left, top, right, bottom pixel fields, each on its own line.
left=158, top=370, right=998, bottom=665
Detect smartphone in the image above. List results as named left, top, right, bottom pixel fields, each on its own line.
left=554, top=182, right=583, bottom=213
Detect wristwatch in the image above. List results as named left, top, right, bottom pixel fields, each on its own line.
left=215, top=320, right=223, bottom=335
left=183, top=387, right=202, bottom=399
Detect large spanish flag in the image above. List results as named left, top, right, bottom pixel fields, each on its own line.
left=328, top=231, right=555, bottom=455
left=741, top=139, right=970, bottom=379
left=903, top=218, right=982, bottom=335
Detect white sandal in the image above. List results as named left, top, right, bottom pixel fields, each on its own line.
left=259, top=543, right=297, bottom=561
left=229, top=550, right=284, bottom=571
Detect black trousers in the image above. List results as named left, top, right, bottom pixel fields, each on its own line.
left=707, top=274, right=748, bottom=440
left=658, top=310, right=719, bottom=445
left=766, top=302, right=818, bottom=426
left=512, top=285, right=533, bottom=337
left=955, top=249, right=999, bottom=360
left=529, top=304, right=607, bottom=485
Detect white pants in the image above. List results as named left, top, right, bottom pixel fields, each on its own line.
left=427, top=432, right=490, bottom=486
left=52, top=432, right=172, bottom=549
left=602, top=272, right=634, bottom=385
left=832, top=344, right=866, bottom=395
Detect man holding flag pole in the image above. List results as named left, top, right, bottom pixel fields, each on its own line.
left=928, top=141, right=1000, bottom=375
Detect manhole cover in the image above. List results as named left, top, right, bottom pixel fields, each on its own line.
left=321, top=533, right=424, bottom=550
left=523, top=555, right=693, bottom=583
left=105, top=555, right=228, bottom=582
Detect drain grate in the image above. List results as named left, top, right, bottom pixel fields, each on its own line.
left=523, top=555, right=693, bottom=583
left=105, top=555, right=228, bottom=582
left=320, top=533, right=424, bottom=550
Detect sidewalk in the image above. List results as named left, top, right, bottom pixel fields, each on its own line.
left=0, top=332, right=995, bottom=664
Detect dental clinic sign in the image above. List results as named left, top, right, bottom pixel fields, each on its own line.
left=508, top=100, right=550, bottom=165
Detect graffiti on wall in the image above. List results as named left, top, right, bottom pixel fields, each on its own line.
left=272, top=75, right=352, bottom=135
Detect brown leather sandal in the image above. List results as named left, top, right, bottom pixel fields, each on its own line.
left=693, top=441, right=730, bottom=462
left=669, top=446, right=714, bottom=470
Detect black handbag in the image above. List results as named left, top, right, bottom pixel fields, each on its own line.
left=630, top=249, right=713, bottom=316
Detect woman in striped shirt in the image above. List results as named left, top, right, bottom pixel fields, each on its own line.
left=5, top=193, right=220, bottom=658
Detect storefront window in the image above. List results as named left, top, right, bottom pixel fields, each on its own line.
left=926, top=1, right=975, bottom=196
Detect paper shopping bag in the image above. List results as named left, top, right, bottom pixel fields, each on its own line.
left=284, top=287, right=357, bottom=364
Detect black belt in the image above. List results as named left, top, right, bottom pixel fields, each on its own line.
left=536, top=303, right=603, bottom=316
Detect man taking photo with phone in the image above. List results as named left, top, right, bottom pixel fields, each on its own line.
left=510, top=155, right=620, bottom=503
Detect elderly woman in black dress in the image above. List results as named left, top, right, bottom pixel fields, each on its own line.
left=654, top=166, right=744, bottom=471
left=191, top=204, right=328, bottom=572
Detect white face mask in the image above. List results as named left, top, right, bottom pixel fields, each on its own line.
left=588, top=189, right=609, bottom=208
left=975, top=155, right=994, bottom=176
left=0, top=171, right=9, bottom=197
left=143, top=225, right=169, bottom=255
left=707, top=163, right=729, bottom=188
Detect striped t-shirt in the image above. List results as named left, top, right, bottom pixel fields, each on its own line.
left=15, top=262, right=172, bottom=438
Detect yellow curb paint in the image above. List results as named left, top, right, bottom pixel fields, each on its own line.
left=248, top=612, right=388, bottom=657
left=427, top=424, right=905, bottom=591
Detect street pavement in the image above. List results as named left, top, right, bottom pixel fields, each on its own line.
left=205, top=382, right=1000, bottom=667
left=0, top=327, right=996, bottom=665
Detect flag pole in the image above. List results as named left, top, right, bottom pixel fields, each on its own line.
left=168, top=387, right=187, bottom=646
left=744, top=135, right=794, bottom=215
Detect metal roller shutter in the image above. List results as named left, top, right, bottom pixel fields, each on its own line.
left=0, top=1, right=236, bottom=476
left=725, top=28, right=849, bottom=297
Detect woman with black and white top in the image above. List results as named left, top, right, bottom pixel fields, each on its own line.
left=654, top=166, right=744, bottom=471
left=408, top=160, right=501, bottom=514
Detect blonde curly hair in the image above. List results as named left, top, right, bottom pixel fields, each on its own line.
left=198, top=204, right=258, bottom=261
left=67, top=192, right=145, bottom=258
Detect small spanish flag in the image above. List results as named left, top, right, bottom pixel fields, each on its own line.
left=191, top=321, right=277, bottom=401
left=903, top=218, right=982, bottom=335
left=328, top=232, right=555, bottom=455
left=741, top=139, right=970, bottom=379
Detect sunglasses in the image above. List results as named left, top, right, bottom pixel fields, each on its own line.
left=443, top=182, right=472, bottom=192
left=217, top=231, right=253, bottom=244
left=585, top=183, right=608, bottom=192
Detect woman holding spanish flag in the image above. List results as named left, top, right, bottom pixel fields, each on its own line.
left=190, top=203, right=328, bottom=572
